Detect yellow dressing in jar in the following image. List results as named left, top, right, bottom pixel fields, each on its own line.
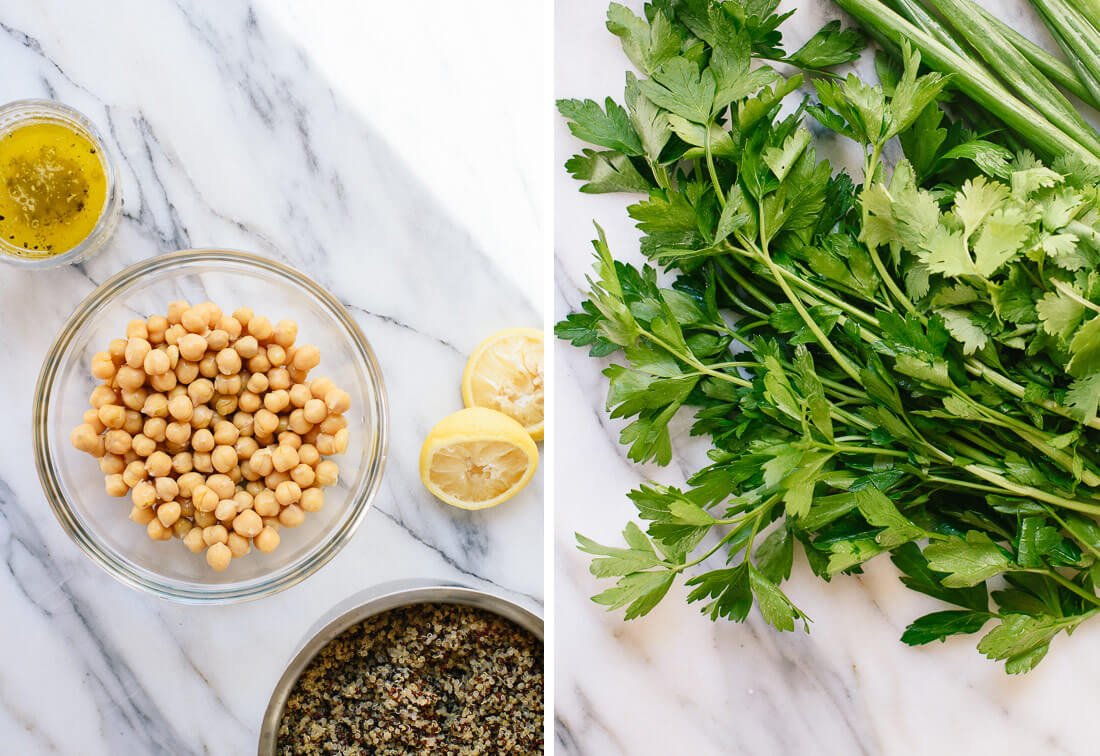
left=0, top=121, right=108, bottom=258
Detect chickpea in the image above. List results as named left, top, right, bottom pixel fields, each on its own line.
left=271, top=319, right=296, bottom=348
left=131, top=434, right=156, bottom=457
left=121, top=387, right=150, bottom=411
left=315, top=433, right=336, bottom=455
left=181, top=307, right=208, bottom=333
left=165, top=300, right=188, bottom=325
left=123, top=411, right=144, bottom=435
left=248, top=315, right=273, bottom=341
left=279, top=504, right=305, bottom=528
left=155, top=477, right=179, bottom=502
left=97, top=404, right=126, bottom=430
left=315, top=460, right=339, bottom=487
left=183, top=526, right=206, bottom=553
left=198, top=353, right=218, bottom=379
left=251, top=449, right=274, bottom=477
left=212, top=445, right=238, bottom=473
left=214, top=347, right=241, bottom=376
left=214, top=373, right=242, bottom=395
left=264, top=389, right=290, bottom=414
left=193, top=510, right=216, bottom=528
left=175, top=472, right=202, bottom=498
left=164, top=323, right=185, bottom=346
left=302, top=398, right=328, bottom=425
left=104, top=474, right=128, bottom=497
left=193, top=485, right=219, bottom=513
left=219, top=315, right=242, bottom=340
left=123, top=337, right=150, bottom=370
left=173, top=333, right=205, bottom=364
left=212, top=420, right=239, bottom=446
left=141, top=393, right=167, bottom=418
left=92, top=351, right=116, bottom=380
left=139, top=348, right=168, bottom=377
left=273, top=480, right=301, bottom=506
left=171, top=452, right=193, bottom=475
left=237, top=391, right=261, bottom=413
left=165, top=421, right=192, bottom=446
left=138, top=421, right=164, bottom=446
left=147, top=518, right=173, bottom=541
left=132, top=481, right=156, bottom=509
left=227, top=532, right=251, bottom=559
left=325, top=389, right=351, bottom=415
left=272, top=445, right=300, bottom=473
left=268, top=368, right=290, bottom=391
left=288, top=409, right=312, bottom=435
left=291, top=344, right=321, bottom=372
left=147, top=367, right=176, bottom=393
left=288, top=366, right=311, bottom=384
left=167, top=394, right=193, bottom=422
left=106, top=338, right=126, bottom=364
left=215, top=498, right=238, bottom=522
left=233, top=306, right=254, bottom=326
left=104, top=429, right=132, bottom=455
left=156, top=500, right=182, bottom=528
left=233, top=509, right=263, bottom=538
left=262, top=516, right=280, bottom=530
left=126, top=319, right=149, bottom=340
left=144, top=451, right=171, bottom=478
left=254, top=489, right=280, bottom=517
left=193, top=451, right=214, bottom=473
left=115, top=365, right=145, bottom=392
left=254, top=409, right=279, bottom=437
left=319, top=414, right=347, bottom=435
left=200, top=301, right=222, bottom=327
left=188, top=427, right=214, bottom=453
left=123, top=460, right=147, bottom=487
left=126, top=506, right=153, bottom=526
left=176, top=359, right=199, bottom=384
left=206, top=329, right=230, bottom=351
left=187, top=378, right=214, bottom=406
left=206, top=474, right=235, bottom=500
left=146, top=314, right=168, bottom=341
left=191, top=405, right=215, bottom=430
left=89, top=384, right=118, bottom=409
left=265, top=344, right=286, bottom=367
left=290, top=463, right=316, bottom=488
left=202, top=524, right=229, bottom=546
left=172, top=519, right=193, bottom=539
left=245, top=480, right=265, bottom=497
left=310, top=377, right=335, bottom=400
left=254, top=525, right=280, bottom=553
left=100, top=453, right=126, bottom=475
left=206, top=542, right=232, bottom=572
left=235, top=436, right=259, bottom=461
left=248, top=353, right=272, bottom=374
left=300, top=487, right=324, bottom=512
left=234, top=334, right=259, bottom=359
left=214, top=395, right=238, bottom=417
left=245, top=372, right=268, bottom=394
left=333, top=428, right=349, bottom=454
left=82, top=408, right=106, bottom=434
left=277, top=431, right=302, bottom=450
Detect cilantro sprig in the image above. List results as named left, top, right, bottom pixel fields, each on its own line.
left=558, top=0, right=1100, bottom=673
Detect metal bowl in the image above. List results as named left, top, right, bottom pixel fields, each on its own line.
left=257, top=579, right=544, bottom=754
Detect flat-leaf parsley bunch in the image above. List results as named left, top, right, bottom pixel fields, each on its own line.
left=557, top=0, right=1100, bottom=673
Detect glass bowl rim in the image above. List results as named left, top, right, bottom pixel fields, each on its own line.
left=0, top=98, right=122, bottom=269
left=33, top=248, right=390, bottom=603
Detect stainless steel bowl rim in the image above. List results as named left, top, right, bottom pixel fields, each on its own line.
left=257, top=580, right=543, bottom=755
left=33, top=248, right=389, bottom=603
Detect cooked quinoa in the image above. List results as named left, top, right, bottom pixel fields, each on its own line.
left=276, top=603, right=544, bottom=754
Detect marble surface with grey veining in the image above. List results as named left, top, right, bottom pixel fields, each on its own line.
left=0, top=1, right=545, bottom=753
left=555, top=1, right=1100, bottom=754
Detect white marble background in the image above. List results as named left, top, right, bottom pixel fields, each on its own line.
left=555, top=1, right=1100, bottom=754
left=0, top=1, right=546, bottom=753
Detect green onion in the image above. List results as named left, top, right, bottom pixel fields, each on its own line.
left=926, top=0, right=1100, bottom=154
left=1030, top=0, right=1100, bottom=106
left=974, top=3, right=1100, bottom=110
left=834, top=0, right=1100, bottom=166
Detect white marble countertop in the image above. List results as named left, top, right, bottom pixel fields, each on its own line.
left=555, top=1, right=1100, bottom=754
left=0, top=1, right=545, bottom=753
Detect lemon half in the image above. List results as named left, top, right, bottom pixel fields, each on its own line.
left=461, top=327, right=544, bottom=441
left=419, top=407, right=539, bottom=510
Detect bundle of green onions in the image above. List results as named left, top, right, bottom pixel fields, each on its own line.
left=837, top=0, right=1100, bottom=168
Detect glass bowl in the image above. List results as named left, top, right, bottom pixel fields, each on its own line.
left=0, top=99, right=121, bottom=268
left=33, top=249, right=389, bottom=603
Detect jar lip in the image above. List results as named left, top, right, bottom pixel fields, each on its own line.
left=0, top=98, right=121, bottom=269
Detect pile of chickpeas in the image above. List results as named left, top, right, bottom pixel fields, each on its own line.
left=69, top=301, right=351, bottom=572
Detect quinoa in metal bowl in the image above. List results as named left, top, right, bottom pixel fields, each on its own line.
left=276, top=603, right=544, bottom=754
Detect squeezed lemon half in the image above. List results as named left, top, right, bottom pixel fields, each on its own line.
left=461, top=327, right=544, bottom=441
left=419, top=407, right=539, bottom=510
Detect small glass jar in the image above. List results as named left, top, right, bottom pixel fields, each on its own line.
left=0, top=99, right=121, bottom=268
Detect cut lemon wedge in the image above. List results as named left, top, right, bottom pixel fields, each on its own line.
left=461, top=327, right=544, bottom=441
left=419, top=407, right=539, bottom=510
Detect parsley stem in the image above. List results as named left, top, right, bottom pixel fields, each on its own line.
left=1028, top=568, right=1100, bottom=609
left=829, top=443, right=909, bottom=458
left=964, top=465, right=1100, bottom=515
left=638, top=327, right=753, bottom=388
left=704, top=123, right=725, bottom=208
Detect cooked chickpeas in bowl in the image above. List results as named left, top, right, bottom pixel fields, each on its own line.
left=34, top=251, right=388, bottom=603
